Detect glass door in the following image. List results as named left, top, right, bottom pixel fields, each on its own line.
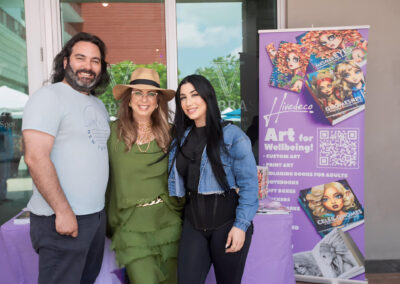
left=2, top=0, right=280, bottom=225
left=176, top=0, right=277, bottom=161
left=0, top=0, right=32, bottom=224
left=60, top=0, right=169, bottom=117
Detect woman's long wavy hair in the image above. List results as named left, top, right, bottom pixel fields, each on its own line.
left=116, top=89, right=171, bottom=153
left=172, top=74, right=229, bottom=190
left=51, top=32, right=110, bottom=96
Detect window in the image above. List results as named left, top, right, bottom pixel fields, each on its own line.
left=176, top=0, right=277, bottom=161
left=0, top=0, right=31, bottom=225
left=0, top=1, right=279, bottom=225
left=61, top=1, right=168, bottom=117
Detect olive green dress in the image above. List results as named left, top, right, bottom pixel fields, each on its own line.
left=106, top=122, right=184, bottom=284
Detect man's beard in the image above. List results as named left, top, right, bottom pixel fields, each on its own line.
left=64, top=63, right=100, bottom=93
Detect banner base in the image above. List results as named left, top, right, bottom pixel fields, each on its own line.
left=296, top=275, right=367, bottom=284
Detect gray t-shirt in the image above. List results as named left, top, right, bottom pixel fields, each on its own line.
left=22, top=82, right=110, bottom=216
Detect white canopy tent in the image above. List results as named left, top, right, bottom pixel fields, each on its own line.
left=0, top=86, right=29, bottom=118
left=221, top=107, right=234, bottom=115
left=221, top=108, right=241, bottom=122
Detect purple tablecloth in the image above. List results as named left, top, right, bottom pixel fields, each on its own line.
left=0, top=213, right=294, bottom=284
left=0, top=213, right=120, bottom=284
left=206, top=213, right=295, bottom=284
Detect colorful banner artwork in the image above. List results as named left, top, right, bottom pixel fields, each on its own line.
left=259, top=26, right=368, bottom=281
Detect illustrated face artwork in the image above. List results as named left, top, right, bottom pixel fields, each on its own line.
left=322, top=186, right=344, bottom=212
left=268, top=47, right=277, bottom=58
left=343, top=66, right=363, bottom=85
left=291, top=80, right=303, bottom=92
left=320, top=250, right=334, bottom=265
left=286, top=52, right=300, bottom=70
left=352, top=48, right=365, bottom=63
left=294, top=263, right=308, bottom=274
left=319, top=33, right=343, bottom=49
left=319, top=80, right=334, bottom=96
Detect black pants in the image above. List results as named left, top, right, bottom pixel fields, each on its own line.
left=30, top=210, right=106, bottom=284
left=178, top=219, right=253, bottom=284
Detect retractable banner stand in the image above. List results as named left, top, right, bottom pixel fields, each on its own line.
left=258, top=26, right=368, bottom=282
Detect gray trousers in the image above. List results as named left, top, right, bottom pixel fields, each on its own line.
left=30, top=209, right=106, bottom=284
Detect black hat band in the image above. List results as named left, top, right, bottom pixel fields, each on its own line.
left=129, top=79, right=160, bottom=88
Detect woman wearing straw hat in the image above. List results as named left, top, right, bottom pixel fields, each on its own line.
left=106, top=68, right=184, bottom=284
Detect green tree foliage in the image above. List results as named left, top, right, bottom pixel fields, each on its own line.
left=195, top=54, right=240, bottom=111
left=99, top=55, right=241, bottom=116
left=98, top=61, right=167, bottom=116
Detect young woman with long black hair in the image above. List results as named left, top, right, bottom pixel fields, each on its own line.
left=168, top=74, right=259, bottom=284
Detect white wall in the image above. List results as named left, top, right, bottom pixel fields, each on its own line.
left=287, top=0, right=400, bottom=260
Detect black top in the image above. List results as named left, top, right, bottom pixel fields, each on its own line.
left=176, top=126, right=207, bottom=192
left=176, top=126, right=238, bottom=231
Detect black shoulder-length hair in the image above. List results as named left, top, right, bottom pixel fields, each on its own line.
left=51, top=32, right=110, bottom=96
left=173, top=74, right=229, bottom=190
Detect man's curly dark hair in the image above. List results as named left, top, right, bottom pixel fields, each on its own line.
left=52, top=32, right=110, bottom=96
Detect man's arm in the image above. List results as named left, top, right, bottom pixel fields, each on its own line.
left=23, top=129, right=78, bottom=237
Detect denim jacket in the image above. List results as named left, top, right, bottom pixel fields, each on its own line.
left=168, top=123, right=259, bottom=232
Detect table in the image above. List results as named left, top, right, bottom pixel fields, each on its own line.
left=0, top=212, right=294, bottom=284
left=0, top=213, right=121, bottom=284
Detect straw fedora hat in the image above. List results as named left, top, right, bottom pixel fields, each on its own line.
left=112, top=68, right=175, bottom=101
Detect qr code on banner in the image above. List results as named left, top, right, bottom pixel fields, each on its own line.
left=317, top=128, right=359, bottom=169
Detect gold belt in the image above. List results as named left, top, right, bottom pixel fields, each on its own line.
left=136, top=197, right=163, bottom=208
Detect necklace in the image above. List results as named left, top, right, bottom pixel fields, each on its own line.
left=136, top=141, right=151, bottom=153
left=136, top=122, right=154, bottom=145
left=136, top=121, right=154, bottom=153
left=137, top=122, right=152, bottom=133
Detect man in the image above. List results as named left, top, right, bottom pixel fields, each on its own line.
left=22, top=32, right=110, bottom=284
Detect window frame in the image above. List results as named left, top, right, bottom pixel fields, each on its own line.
left=24, top=0, right=284, bottom=96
